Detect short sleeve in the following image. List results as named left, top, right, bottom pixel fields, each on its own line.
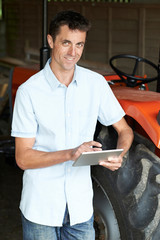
left=98, top=79, right=125, bottom=126
left=11, top=87, right=38, bottom=138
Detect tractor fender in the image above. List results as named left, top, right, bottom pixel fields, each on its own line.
left=112, top=86, right=160, bottom=149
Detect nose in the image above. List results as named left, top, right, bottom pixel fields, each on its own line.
left=68, top=45, right=76, bottom=56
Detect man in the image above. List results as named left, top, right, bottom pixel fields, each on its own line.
left=11, top=10, right=133, bottom=240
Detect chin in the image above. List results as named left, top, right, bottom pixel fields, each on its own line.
left=63, top=64, right=75, bottom=71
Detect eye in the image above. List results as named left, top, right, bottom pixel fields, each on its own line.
left=76, top=42, right=85, bottom=48
left=62, top=41, right=70, bottom=46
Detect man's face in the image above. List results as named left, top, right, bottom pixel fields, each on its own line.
left=48, top=25, right=86, bottom=72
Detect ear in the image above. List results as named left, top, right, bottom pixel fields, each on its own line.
left=47, top=34, right=54, bottom=49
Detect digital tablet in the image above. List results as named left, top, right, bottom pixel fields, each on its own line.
left=72, top=149, right=123, bottom=167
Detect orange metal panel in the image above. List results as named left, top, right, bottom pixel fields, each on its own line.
left=11, top=67, right=38, bottom=106
left=112, top=86, right=160, bottom=149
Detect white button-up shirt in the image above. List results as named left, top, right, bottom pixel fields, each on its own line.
left=11, top=59, right=125, bottom=226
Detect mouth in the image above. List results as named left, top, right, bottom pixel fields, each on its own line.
left=66, top=57, right=74, bottom=60
left=64, top=55, right=76, bottom=62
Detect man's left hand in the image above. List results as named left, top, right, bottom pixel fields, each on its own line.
left=99, top=155, right=123, bottom=171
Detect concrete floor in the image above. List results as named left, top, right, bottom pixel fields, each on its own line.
left=0, top=156, right=23, bottom=240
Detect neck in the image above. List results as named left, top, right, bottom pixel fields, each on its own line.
left=50, top=64, right=75, bottom=87
left=55, top=70, right=74, bottom=87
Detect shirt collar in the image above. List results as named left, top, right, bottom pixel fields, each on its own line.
left=43, top=58, right=79, bottom=90
left=43, top=58, right=61, bottom=91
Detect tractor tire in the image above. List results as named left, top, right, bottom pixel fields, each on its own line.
left=92, top=124, right=160, bottom=240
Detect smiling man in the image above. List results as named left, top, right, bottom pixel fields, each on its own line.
left=11, top=10, right=133, bottom=240
left=48, top=25, right=85, bottom=73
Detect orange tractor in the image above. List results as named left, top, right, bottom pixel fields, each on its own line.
left=91, top=54, right=160, bottom=240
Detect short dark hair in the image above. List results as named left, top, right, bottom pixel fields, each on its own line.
left=49, top=10, right=91, bottom=42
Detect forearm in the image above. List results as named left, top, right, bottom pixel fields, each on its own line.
left=116, top=127, right=134, bottom=157
left=16, top=147, right=72, bottom=170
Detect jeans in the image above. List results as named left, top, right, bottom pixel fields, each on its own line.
left=21, top=206, right=95, bottom=240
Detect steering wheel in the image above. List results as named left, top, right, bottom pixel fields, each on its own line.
left=109, top=54, right=159, bottom=87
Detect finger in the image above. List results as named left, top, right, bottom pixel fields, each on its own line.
left=92, top=147, right=102, bottom=152
left=107, top=156, right=123, bottom=163
left=99, top=161, right=122, bottom=170
left=87, top=141, right=102, bottom=148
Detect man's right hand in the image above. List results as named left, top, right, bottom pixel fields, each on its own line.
left=70, top=141, right=102, bottom=161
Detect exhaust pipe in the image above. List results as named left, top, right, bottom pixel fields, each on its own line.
left=156, top=48, right=160, bottom=93
left=40, top=0, right=50, bottom=70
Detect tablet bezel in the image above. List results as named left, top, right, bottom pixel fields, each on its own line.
left=72, top=149, right=123, bottom=167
